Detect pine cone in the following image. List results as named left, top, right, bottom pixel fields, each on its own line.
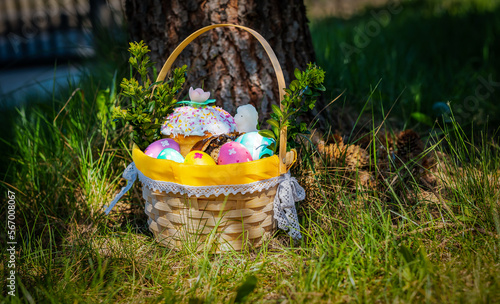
left=396, top=130, right=424, bottom=164
left=318, top=141, right=368, bottom=170
left=344, top=144, right=369, bottom=170
left=317, top=140, right=343, bottom=159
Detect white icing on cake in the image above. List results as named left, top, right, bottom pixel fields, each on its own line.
left=161, top=106, right=236, bottom=137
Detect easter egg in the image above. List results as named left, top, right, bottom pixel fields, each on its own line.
left=157, top=148, right=184, bottom=163
left=235, top=132, right=275, bottom=160
left=184, top=151, right=216, bottom=166
left=218, top=142, right=253, bottom=165
left=144, top=138, right=180, bottom=158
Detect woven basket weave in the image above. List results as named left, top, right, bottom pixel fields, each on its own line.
left=139, top=24, right=290, bottom=252
left=144, top=186, right=277, bottom=252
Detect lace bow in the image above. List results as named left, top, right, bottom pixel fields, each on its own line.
left=104, top=162, right=138, bottom=215
left=273, top=172, right=305, bottom=240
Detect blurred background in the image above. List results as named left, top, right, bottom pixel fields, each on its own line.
left=1, top=0, right=499, bottom=130
left=0, top=0, right=123, bottom=105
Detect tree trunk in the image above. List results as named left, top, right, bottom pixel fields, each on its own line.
left=125, top=0, right=316, bottom=121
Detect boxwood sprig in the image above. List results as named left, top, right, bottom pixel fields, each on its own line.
left=113, top=41, right=187, bottom=150
left=260, top=63, right=325, bottom=152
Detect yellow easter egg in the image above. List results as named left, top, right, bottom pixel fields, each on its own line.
left=184, top=151, right=216, bottom=165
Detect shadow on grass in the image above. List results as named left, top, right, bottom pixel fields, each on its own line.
left=311, top=0, right=500, bottom=132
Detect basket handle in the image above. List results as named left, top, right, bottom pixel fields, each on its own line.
left=155, top=24, right=288, bottom=174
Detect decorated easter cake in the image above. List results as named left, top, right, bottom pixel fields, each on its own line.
left=161, top=87, right=236, bottom=156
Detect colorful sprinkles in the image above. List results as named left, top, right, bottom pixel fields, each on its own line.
left=161, top=105, right=236, bottom=137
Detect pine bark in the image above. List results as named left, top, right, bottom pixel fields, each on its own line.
left=125, top=0, right=316, bottom=119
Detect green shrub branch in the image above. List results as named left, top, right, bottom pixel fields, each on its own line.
left=260, top=63, right=326, bottom=151
left=113, top=41, right=187, bottom=150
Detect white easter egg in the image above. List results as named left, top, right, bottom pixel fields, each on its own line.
left=235, top=132, right=275, bottom=160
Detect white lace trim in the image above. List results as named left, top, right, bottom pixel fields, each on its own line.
left=137, top=170, right=281, bottom=197
left=105, top=162, right=304, bottom=240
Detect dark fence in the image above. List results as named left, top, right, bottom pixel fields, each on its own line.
left=0, top=0, right=120, bottom=67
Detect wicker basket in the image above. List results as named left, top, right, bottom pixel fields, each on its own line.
left=144, top=186, right=277, bottom=252
left=136, top=24, right=291, bottom=253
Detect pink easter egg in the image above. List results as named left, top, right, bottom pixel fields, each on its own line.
left=144, top=138, right=180, bottom=158
left=218, top=142, right=253, bottom=165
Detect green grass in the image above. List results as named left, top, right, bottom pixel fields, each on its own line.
left=310, top=0, right=500, bottom=130
left=1, top=0, right=500, bottom=303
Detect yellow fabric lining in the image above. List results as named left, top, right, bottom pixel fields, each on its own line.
left=132, top=145, right=281, bottom=186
